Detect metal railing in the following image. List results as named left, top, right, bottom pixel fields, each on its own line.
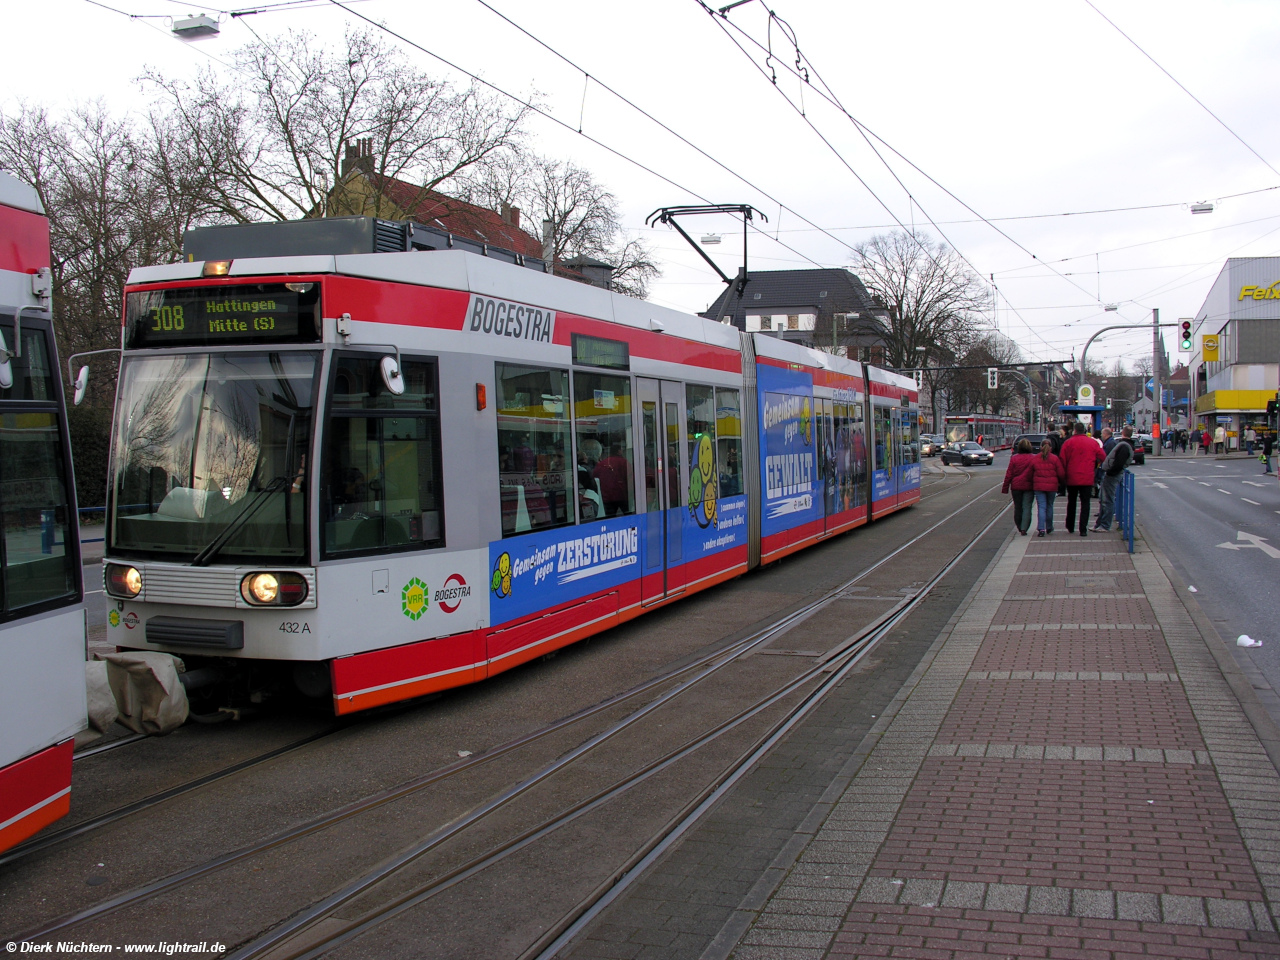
left=1114, top=470, right=1135, bottom=554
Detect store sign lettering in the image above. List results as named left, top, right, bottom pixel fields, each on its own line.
left=1238, top=282, right=1280, bottom=301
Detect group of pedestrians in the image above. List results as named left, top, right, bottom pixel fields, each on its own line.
left=1003, top=421, right=1136, bottom=538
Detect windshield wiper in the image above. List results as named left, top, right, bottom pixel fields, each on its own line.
left=191, top=475, right=290, bottom=567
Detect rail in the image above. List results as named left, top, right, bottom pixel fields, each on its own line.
left=1115, top=469, right=1135, bottom=553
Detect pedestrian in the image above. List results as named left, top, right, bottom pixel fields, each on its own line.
left=1263, top=433, right=1275, bottom=475
left=1094, top=426, right=1135, bottom=532
left=1179, top=428, right=1188, bottom=453
left=1202, top=425, right=1212, bottom=455
left=1032, top=439, right=1064, bottom=537
left=1002, top=438, right=1037, bottom=536
left=1101, top=427, right=1116, bottom=455
left=1060, top=421, right=1104, bottom=536
left=1246, top=426, right=1257, bottom=455
left=1215, top=424, right=1226, bottom=454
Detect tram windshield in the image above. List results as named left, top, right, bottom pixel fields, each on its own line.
left=110, top=352, right=317, bottom=562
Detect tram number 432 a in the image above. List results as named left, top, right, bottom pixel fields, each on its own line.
left=279, top=622, right=312, bottom=634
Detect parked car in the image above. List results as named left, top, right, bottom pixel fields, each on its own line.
left=1135, top=433, right=1153, bottom=453
left=941, top=441, right=994, bottom=466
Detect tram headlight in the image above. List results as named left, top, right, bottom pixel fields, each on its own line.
left=241, top=571, right=308, bottom=606
left=105, top=563, right=142, bottom=599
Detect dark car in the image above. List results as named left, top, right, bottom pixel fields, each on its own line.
left=941, top=441, right=994, bottom=466
left=1012, top=433, right=1047, bottom=452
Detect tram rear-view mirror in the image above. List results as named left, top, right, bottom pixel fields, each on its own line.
left=73, top=366, right=90, bottom=405
left=379, top=355, right=405, bottom=396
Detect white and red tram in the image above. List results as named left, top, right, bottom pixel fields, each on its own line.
left=0, top=172, right=86, bottom=852
left=943, top=413, right=1024, bottom=451
left=100, top=218, right=919, bottom=715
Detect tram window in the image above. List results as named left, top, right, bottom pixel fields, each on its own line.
left=715, top=388, right=742, bottom=497
left=901, top=413, right=919, bottom=464
left=0, top=411, right=76, bottom=612
left=324, top=356, right=444, bottom=555
left=574, top=371, right=634, bottom=520
left=686, top=385, right=715, bottom=508
left=0, top=321, right=55, bottom=402
left=496, top=364, right=572, bottom=537
left=331, top=355, right=435, bottom=410
left=874, top=407, right=893, bottom=472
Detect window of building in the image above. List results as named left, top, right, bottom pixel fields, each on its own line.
left=574, top=371, right=634, bottom=519
left=496, top=363, right=572, bottom=536
left=323, top=355, right=444, bottom=556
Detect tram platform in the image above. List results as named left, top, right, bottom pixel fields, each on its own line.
left=719, top=513, right=1280, bottom=959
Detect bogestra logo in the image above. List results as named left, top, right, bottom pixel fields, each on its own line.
left=1238, top=282, right=1280, bottom=300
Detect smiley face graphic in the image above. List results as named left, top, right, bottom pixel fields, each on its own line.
left=688, top=433, right=718, bottom=529
left=491, top=551, right=513, bottom=598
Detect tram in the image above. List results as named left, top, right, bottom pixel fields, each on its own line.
left=943, top=413, right=1023, bottom=450
left=0, top=173, right=86, bottom=852
left=99, top=217, right=918, bottom=716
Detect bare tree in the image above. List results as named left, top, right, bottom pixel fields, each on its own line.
left=141, top=28, right=529, bottom=223
left=463, top=152, right=659, bottom=299
left=950, top=332, right=1025, bottom=416
left=851, top=230, right=986, bottom=428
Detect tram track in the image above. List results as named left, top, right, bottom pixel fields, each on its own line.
left=13, top=473, right=1007, bottom=950
left=226, top=493, right=1012, bottom=960
left=0, top=727, right=342, bottom=871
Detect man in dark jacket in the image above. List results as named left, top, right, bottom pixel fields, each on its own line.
left=1264, top=433, right=1275, bottom=476
left=1093, top=426, right=1134, bottom=531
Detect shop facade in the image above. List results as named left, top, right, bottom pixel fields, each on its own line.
left=1189, top=257, right=1280, bottom=446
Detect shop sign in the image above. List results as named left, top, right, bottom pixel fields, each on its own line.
left=1238, top=282, right=1280, bottom=301
left=1202, top=335, right=1220, bottom=362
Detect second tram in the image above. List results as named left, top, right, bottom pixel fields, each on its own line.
left=943, top=413, right=1024, bottom=450
left=0, top=172, right=86, bottom=852
left=100, top=218, right=919, bottom=715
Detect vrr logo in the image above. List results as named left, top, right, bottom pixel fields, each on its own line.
left=401, top=578, right=429, bottom=620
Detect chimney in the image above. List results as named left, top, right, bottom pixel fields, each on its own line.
left=541, top=219, right=554, bottom=262
left=342, top=139, right=376, bottom=177
left=498, top=203, right=520, bottom=229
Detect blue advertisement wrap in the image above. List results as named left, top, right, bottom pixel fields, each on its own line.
left=872, top=469, right=894, bottom=502
left=757, top=363, right=820, bottom=539
left=489, top=516, right=641, bottom=626
left=901, top=462, right=921, bottom=489
left=684, top=494, right=748, bottom=560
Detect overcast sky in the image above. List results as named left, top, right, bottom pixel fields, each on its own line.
left=8, top=0, right=1280, bottom=372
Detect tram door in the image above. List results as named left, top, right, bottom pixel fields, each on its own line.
left=815, top=398, right=834, bottom=532
left=638, top=379, right=686, bottom=602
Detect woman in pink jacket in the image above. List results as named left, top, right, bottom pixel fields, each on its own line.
left=1031, top=440, right=1065, bottom=536
left=1001, top=438, right=1037, bottom=535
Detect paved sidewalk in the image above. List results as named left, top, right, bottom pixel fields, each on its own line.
left=732, top=509, right=1280, bottom=958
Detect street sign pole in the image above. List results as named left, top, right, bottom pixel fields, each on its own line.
left=1153, top=308, right=1162, bottom=458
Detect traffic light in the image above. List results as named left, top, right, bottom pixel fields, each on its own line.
left=912, top=369, right=923, bottom=390
left=1106, top=398, right=1112, bottom=409
left=987, top=367, right=998, bottom=389
left=1179, top=319, right=1193, bottom=351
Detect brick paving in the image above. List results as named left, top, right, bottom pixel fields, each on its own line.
left=732, top=512, right=1280, bottom=958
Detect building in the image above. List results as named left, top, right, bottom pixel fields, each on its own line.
left=700, top=268, right=889, bottom=364
left=1188, top=257, right=1280, bottom=444
left=327, top=139, right=613, bottom=290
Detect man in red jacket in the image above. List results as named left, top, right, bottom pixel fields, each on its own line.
left=1060, top=421, right=1104, bottom=536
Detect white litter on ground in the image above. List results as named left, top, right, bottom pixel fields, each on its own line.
left=1238, top=635, right=1262, bottom=648
left=1188, top=586, right=1198, bottom=593
left=457, top=750, right=473, bottom=757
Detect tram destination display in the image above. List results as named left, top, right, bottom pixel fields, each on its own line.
left=126, top=283, right=320, bottom=347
